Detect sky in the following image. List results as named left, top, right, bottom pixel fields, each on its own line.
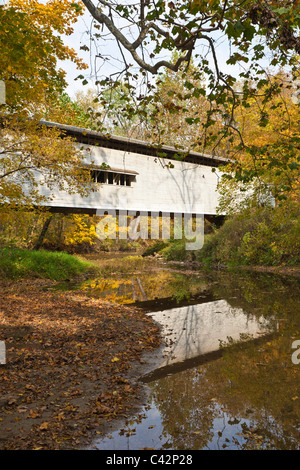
left=60, top=9, right=144, bottom=98
left=59, top=11, right=94, bottom=98
left=2, top=0, right=286, bottom=101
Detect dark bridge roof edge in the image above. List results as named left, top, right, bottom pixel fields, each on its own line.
left=40, top=120, right=229, bottom=167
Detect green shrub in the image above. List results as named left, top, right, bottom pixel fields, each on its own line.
left=197, top=202, right=300, bottom=266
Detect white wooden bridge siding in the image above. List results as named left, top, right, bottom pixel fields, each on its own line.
left=42, top=143, right=223, bottom=216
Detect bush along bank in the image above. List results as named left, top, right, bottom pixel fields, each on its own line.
left=154, top=203, right=300, bottom=268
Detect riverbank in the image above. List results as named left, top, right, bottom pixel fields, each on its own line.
left=0, top=278, right=161, bottom=450
left=1, top=249, right=299, bottom=450
left=155, top=203, right=300, bottom=270
left=160, top=258, right=300, bottom=277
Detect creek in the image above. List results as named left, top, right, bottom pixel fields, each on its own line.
left=57, top=254, right=300, bottom=450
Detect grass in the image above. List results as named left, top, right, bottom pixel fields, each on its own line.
left=86, top=254, right=154, bottom=276
left=0, top=248, right=98, bottom=280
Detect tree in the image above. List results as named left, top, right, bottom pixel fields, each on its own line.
left=1, top=0, right=87, bottom=110
left=146, top=53, right=218, bottom=152
left=0, top=119, right=94, bottom=206
left=0, top=1, right=93, bottom=206
left=81, top=0, right=300, bottom=74
left=45, top=92, right=94, bottom=129
left=218, top=72, right=300, bottom=206
left=80, top=1, right=300, bottom=109
left=79, top=0, right=300, bottom=197
left=74, top=84, right=148, bottom=138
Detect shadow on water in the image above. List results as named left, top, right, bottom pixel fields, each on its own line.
left=57, top=256, right=300, bottom=450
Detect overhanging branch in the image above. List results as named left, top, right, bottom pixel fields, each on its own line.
left=82, top=0, right=197, bottom=73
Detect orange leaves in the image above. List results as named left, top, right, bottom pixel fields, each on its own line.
left=0, top=278, right=161, bottom=449
left=28, top=410, right=40, bottom=419
left=40, top=422, right=49, bottom=430
left=94, top=385, right=135, bottom=420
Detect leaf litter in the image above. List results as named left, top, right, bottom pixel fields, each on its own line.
left=0, top=279, right=161, bottom=449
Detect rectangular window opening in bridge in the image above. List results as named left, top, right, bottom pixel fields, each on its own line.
left=90, top=169, right=137, bottom=187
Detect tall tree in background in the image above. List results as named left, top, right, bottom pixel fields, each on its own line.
left=218, top=72, right=300, bottom=209
left=147, top=53, right=218, bottom=152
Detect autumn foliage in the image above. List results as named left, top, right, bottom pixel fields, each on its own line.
left=0, top=0, right=87, bottom=109
left=0, top=1, right=92, bottom=207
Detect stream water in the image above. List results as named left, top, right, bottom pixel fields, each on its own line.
left=58, top=255, right=300, bottom=450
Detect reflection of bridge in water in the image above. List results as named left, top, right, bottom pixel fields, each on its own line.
left=142, top=299, right=275, bottom=382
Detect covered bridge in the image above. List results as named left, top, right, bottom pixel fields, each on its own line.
left=40, top=120, right=228, bottom=223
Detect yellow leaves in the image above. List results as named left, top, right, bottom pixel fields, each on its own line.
left=111, top=356, right=120, bottom=362
left=191, top=0, right=216, bottom=9
left=1, top=1, right=88, bottom=110
left=0, top=117, right=94, bottom=205
left=219, top=73, right=300, bottom=203
left=63, top=214, right=99, bottom=247
left=8, top=0, right=85, bottom=35
left=28, top=409, right=39, bottom=419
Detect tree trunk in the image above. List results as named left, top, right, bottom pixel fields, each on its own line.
left=33, top=215, right=53, bottom=250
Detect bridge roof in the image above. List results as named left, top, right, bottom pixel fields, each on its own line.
left=40, top=120, right=229, bottom=168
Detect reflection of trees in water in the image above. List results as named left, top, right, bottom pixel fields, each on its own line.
left=207, top=269, right=300, bottom=448
left=80, top=269, right=207, bottom=304
left=132, top=271, right=207, bottom=303
left=84, top=262, right=300, bottom=448
left=206, top=329, right=300, bottom=449
left=204, top=270, right=300, bottom=321
left=148, top=339, right=300, bottom=449
left=145, top=272, right=300, bottom=450
left=148, top=369, right=217, bottom=449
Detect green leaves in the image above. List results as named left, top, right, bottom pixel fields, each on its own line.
left=227, top=53, right=249, bottom=65
left=70, top=2, right=82, bottom=13
left=225, top=20, right=256, bottom=42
